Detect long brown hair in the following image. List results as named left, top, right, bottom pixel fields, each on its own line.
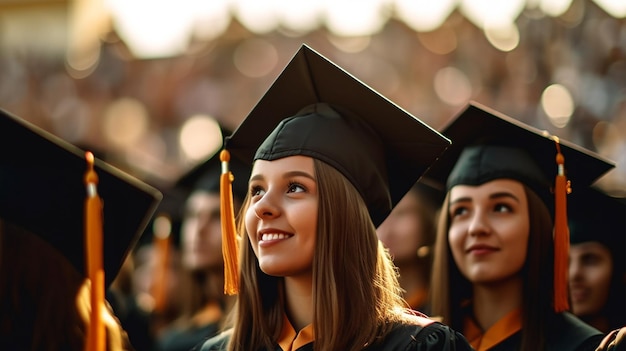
left=226, top=159, right=408, bottom=351
left=429, top=185, right=555, bottom=350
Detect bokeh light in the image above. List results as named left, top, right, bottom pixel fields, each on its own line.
left=484, top=22, right=520, bottom=52
left=394, top=0, right=456, bottom=32
left=434, top=67, right=473, bottom=106
left=179, top=115, right=222, bottom=162
left=233, top=39, right=280, bottom=78
left=324, top=0, right=389, bottom=37
left=103, top=98, right=150, bottom=149
left=541, top=84, right=574, bottom=128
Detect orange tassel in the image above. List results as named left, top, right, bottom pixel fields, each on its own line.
left=553, top=138, right=570, bottom=313
left=84, top=151, right=106, bottom=351
left=220, top=149, right=239, bottom=295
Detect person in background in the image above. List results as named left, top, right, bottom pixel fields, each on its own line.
left=200, top=44, right=472, bottom=351
left=427, top=102, right=612, bottom=350
left=128, top=187, right=186, bottom=344
left=0, top=108, right=162, bottom=350
left=156, top=146, right=251, bottom=351
left=376, top=179, right=444, bottom=312
left=568, top=186, right=625, bottom=334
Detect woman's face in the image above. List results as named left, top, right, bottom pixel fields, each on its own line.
left=245, top=155, right=318, bottom=278
left=448, top=179, right=530, bottom=284
left=569, top=241, right=613, bottom=317
left=181, top=191, right=223, bottom=270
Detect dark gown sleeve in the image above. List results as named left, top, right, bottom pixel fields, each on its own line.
left=410, top=323, right=473, bottom=351
left=366, top=322, right=474, bottom=351
left=410, top=323, right=474, bottom=351
left=198, top=323, right=474, bottom=351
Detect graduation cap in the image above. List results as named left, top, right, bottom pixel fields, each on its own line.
left=569, top=186, right=626, bottom=261
left=219, top=43, right=451, bottom=294
left=0, top=108, right=163, bottom=287
left=424, top=101, right=615, bottom=313
left=176, top=148, right=251, bottom=204
left=426, top=101, right=614, bottom=201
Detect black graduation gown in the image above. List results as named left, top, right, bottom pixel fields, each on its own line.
left=159, top=322, right=220, bottom=351
left=198, top=321, right=473, bottom=351
left=474, top=312, right=603, bottom=351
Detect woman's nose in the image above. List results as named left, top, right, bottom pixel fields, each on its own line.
left=253, top=191, right=280, bottom=219
left=468, top=211, right=491, bottom=237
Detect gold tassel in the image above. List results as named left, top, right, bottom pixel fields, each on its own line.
left=220, top=149, right=239, bottom=295
left=84, top=151, right=106, bottom=351
left=552, top=137, right=570, bottom=313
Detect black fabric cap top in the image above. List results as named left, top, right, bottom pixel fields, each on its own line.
left=0, top=108, right=162, bottom=286
left=225, top=44, right=451, bottom=226
left=426, top=101, right=615, bottom=207
left=569, top=186, right=625, bottom=248
left=176, top=148, right=251, bottom=203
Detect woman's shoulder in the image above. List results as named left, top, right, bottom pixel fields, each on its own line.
left=196, top=329, right=232, bottom=351
left=545, top=312, right=604, bottom=351
left=368, top=315, right=473, bottom=351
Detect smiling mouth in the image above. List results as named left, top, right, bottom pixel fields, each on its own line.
left=260, top=233, right=292, bottom=241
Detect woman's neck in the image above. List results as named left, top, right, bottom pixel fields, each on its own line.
left=472, top=276, right=523, bottom=331
left=283, top=275, right=314, bottom=331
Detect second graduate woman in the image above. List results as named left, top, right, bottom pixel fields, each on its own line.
left=199, top=45, right=473, bottom=351
left=428, top=102, right=612, bottom=351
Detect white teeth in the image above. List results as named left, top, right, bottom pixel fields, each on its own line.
left=261, top=233, right=289, bottom=241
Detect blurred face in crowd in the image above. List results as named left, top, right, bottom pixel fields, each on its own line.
left=377, top=191, right=426, bottom=263
left=132, top=243, right=181, bottom=310
left=569, top=241, right=613, bottom=317
left=182, top=191, right=224, bottom=270
left=245, top=156, right=318, bottom=278
left=448, top=179, right=530, bottom=284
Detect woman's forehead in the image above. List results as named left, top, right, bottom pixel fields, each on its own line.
left=251, top=155, right=315, bottom=177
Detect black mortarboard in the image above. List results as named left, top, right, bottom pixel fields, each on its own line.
left=225, top=44, right=450, bottom=227
left=424, top=100, right=615, bottom=313
left=0, top=108, right=162, bottom=286
left=426, top=101, right=615, bottom=204
left=569, top=186, right=626, bottom=251
left=136, top=184, right=186, bottom=250
left=176, top=148, right=251, bottom=204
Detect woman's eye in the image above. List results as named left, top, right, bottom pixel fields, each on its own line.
left=450, top=206, right=468, bottom=217
left=250, top=185, right=265, bottom=197
left=287, top=182, right=305, bottom=193
left=494, top=203, right=512, bottom=213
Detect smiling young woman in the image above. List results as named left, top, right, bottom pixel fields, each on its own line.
left=198, top=44, right=473, bottom=351
left=427, top=102, right=614, bottom=351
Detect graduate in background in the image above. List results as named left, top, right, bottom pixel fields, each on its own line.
left=568, top=186, right=625, bottom=334
left=427, top=102, right=612, bottom=350
left=376, top=179, right=444, bottom=312
left=0, top=108, right=162, bottom=350
left=156, top=145, right=250, bottom=351
left=200, top=44, right=472, bottom=351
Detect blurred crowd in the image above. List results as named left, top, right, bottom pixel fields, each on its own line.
left=0, top=1, right=625, bottom=350
left=0, top=0, right=624, bottom=194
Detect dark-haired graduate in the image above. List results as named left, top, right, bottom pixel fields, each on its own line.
left=157, top=145, right=251, bottom=351
left=568, top=186, right=625, bottom=334
left=198, top=45, right=473, bottom=351
left=427, top=102, right=612, bottom=351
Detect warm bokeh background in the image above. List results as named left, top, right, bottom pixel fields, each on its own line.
left=1, top=0, right=624, bottom=194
